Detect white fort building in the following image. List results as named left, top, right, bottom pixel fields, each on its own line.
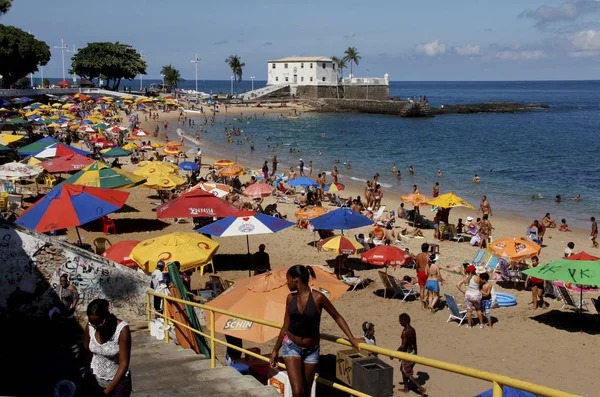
left=243, top=56, right=390, bottom=100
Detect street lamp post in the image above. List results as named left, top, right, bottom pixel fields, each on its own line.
left=250, top=76, right=255, bottom=91
left=66, top=45, right=78, bottom=83
left=230, top=76, right=234, bottom=95
left=54, top=38, right=68, bottom=81
left=161, top=74, right=165, bottom=92
left=190, top=54, right=200, bottom=94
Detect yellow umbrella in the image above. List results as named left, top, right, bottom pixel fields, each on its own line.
left=25, top=110, right=40, bottom=117
left=20, top=156, right=43, bottom=166
left=0, top=108, right=9, bottom=113
left=218, top=165, right=245, bottom=177
left=48, top=123, right=61, bottom=128
left=52, top=103, right=62, bottom=108
left=319, top=235, right=365, bottom=255
left=131, top=232, right=219, bottom=273
left=163, top=147, right=181, bottom=155
left=426, top=192, right=475, bottom=210
left=0, top=134, right=24, bottom=145
left=151, top=143, right=164, bottom=148
left=295, top=206, right=329, bottom=220
left=122, top=143, right=139, bottom=151
left=143, top=173, right=186, bottom=190
left=134, top=161, right=178, bottom=177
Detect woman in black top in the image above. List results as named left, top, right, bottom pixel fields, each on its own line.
left=270, top=265, right=361, bottom=397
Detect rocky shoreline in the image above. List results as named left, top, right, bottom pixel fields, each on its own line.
left=430, top=102, right=550, bottom=115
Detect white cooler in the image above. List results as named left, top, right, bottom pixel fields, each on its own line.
left=268, top=370, right=316, bottom=397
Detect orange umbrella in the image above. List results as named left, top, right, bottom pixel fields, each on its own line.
left=206, top=265, right=348, bottom=343
left=163, top=146, right=181, bottom=155
left=295, top=206, right=328, bottom=220
left=127, top=136, right=141, bottom=141
left=213, top=159, right=234, bottom=167
left=166, top=141, right=183, bottom=147
left=489, top=237, right=541, bottom=261
left=401, top=193, right=431, bottom=207
left=218, top=165, right=245, bottom=177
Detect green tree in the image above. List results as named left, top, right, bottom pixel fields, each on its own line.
left=0, top=25, right=50, bottom=87
left=160, top=64, right=183, bottom=90
left=0, top=0, right=12, bottom=15
left=225, top=55, right=245, bottom=93
left=70, top=42, right=146, bottom=91
left=343, top=47, right=361, bottom=76
left=42, top=78, right=50, bottom=87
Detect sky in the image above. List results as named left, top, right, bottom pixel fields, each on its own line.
left=2, top=0, right=600, bottom=81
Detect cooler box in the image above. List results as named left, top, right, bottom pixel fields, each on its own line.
left=352, top=357, right=394, bottom=397
left=335, top=348, right=369, bottom=387
left=268, top=369, right=316, bottom=397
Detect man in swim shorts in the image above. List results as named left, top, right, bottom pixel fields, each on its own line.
left=396, top=313, right=426, bottom=396
left=415, top=243, right=430, bottom=310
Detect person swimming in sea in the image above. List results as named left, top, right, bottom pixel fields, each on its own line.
left=473, top=174, right=480, bottom=183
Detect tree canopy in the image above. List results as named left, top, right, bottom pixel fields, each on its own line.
left=160, top=65, right=183, bottom=89
left=343, top=47, right=361, bottom=76
left=225, top=55, right=245, bottom=94
left=70, top=42, right=146, bottom=91
left=0, top=0, right=12, bottom=15
left=0, top=24, right=51, bottom=87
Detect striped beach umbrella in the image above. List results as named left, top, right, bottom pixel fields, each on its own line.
left=63, top=161, right=146, bottom=190
left=323, top=183, right=345, bottom=192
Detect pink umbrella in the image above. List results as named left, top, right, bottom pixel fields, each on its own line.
left=243, top=183, right=275, bottom=199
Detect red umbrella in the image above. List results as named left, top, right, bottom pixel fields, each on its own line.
left=102, top=240, right=140, bottom=268
left=110, top=126, right=122, bottom=133
left=566, top=252, right=600, bottom=261
left=360, top=245, right=414, bottom=267
left=243, top=183, right=275, bottom=199
left=57, top=80, right=71, bottom=87
left=156, top=189, right=240, bottom=219
left=38, top=154, right=94, bottom=173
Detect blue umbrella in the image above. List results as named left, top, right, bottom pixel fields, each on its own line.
left=179, top=161, right=199, bottom=172
left=17, top=136, right=59, bottom=156
left=0, top=99, right=10, bottom=107
left=81, top=120, right=93, bottom=125
left=475, top=386, right=540, bottom=397
left=310, top=208, right=373, bottom=231
left=198, top=211, right=294, bottom=275
left=288, top=177, right=319, bottom=187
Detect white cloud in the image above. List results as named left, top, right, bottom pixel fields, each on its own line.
left=568, top=29, right=600, bottom=49
left=569, top=50, right=600, bottom=56
left=495, top=50, right=548, bottom=60
left=415, top=40, right=446, bottom=56
left=455, top=45, right=481, bottom=56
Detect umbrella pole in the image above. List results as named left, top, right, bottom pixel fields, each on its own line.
left=246, top=235, right=251, bottom=277
left=75, top=226, right=82, bottom=246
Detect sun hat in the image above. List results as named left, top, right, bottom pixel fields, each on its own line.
left=466, top=216, right=473, bottom=222
left=475, top=264, right=487, bottom=274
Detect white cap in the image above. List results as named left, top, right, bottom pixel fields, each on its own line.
left=466, top=216, right=473, bottom=222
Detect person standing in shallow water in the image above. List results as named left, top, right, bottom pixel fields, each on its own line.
left=270, top=265, right=362, bottom=397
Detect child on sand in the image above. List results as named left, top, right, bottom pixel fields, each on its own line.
left=591, top=217, right=598, bottom=248
left=559, top=218, right=571, bottom=232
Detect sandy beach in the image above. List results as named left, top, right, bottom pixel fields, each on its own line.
left=56, top=104, right=598, bottom=396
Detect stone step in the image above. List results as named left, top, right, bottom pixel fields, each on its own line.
left=133, top=365, right=237, bottom=390
left=211, top=386, right=282, bottom=397
left=132, top=374, right=277, bottom=396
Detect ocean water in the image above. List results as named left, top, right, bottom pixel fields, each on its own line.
left=169, top=80, right=600, bottom=229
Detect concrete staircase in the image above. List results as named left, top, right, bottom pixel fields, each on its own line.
left=130, top=331, right=280, bottom=397
left=237, top=84, right=290, bottom=101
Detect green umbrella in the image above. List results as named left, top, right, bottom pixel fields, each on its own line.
left=102, top=146, right=131, bottom=158
left=7, top=118, right=28, bottom=125
left=523, top=258, right=600, bottom=311
left=94, top=123, right=108, bottom=131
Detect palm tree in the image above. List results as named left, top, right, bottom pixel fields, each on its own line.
left=225, top=55, right=245, bottom=94
left=331, top=56, right=347, bottom=80
left=160, top=64, right=183, bottom=90
left=343, top=47, right=361, bottom=77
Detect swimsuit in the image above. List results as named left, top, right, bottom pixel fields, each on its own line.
left=417, top=271, right=427, bottom=287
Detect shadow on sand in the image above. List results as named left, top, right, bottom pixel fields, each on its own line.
left=80, top=218, right=171, bottom=234
left=530, top=309, right=600, bottom=335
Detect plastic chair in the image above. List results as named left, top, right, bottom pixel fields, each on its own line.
left=101, top=216, right=116, bottom=235
left=93, top=237, right=112, bottom=255
left=44, top=174, right=57, bottom=187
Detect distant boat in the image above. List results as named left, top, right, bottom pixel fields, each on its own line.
left=287, top=116, right=299, bottom=119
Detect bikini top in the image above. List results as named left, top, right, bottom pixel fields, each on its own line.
left=288, top=291, right=321, bottom=338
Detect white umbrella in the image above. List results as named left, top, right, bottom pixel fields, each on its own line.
left=0, top=162, right=43, bottom=180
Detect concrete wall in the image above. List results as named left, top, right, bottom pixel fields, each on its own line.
left=296, top=85, right=341, bottom=100
left=0, top=222, right=150, bottom=321
left=343, top=85, right=389, bottom=101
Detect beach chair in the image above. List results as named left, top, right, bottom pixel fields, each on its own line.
left=373, top=206, right=386, bottom=222
left=484, top=255, right=500, bottom=272
left=378, top=271, right=418, bottom=301
left=93, top=237, right=112, bottom=255
left=498, top=258, right=522, bottom=287
left=209, top=275, right=234, bottom=294
left=471, top=249, right=488, bottom=266
left=447, top=224, right=470, bottom=243
left=341, top=276, right=368, bottom=291
left=557, top=286, right=588, bottom=312
left=197, top=260, right=214, bottom=276
left=444, top=294, right=469, bottom=327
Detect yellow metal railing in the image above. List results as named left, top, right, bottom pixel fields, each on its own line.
left=146, top=291, right=580, bottom=397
